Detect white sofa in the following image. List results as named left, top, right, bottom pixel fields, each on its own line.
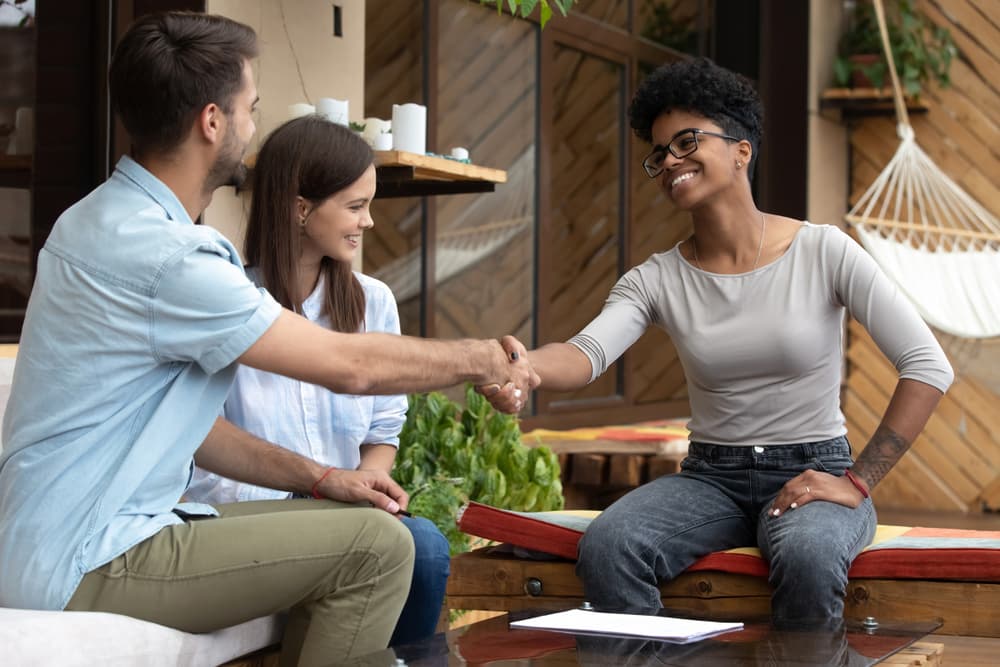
left=0, top=352, right=283, bottom=666
left=0, top=609, right=283, bottom=667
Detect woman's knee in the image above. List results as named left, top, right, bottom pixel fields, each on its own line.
left=403, top=517, right=450, bottom=575
left=578, top=511, right=643, bottom=569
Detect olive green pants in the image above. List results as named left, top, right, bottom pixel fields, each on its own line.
left=66, top=499, right=415, bottom=666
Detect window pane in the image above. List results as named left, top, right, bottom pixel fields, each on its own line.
left=546, top=44, right=624, bottom=403
left=364, top=0, right=424, bottom=336
left=0, top=15, right=36, bottom=341
left=432, top=1, right=537, bottom=353
left=638, top=0, right=711, bottom=56
left=628, top=125, right=689, bottom=405
left=573, top=0, right=628, bottom=31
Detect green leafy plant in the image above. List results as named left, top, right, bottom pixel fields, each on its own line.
left=641, top=1, right=700, bottom=55
left=393, top=385, right=564, bottom=555
left=479, top=0, right=574, bottom=29
left=833, top=0, right=956, bottom=98
left=348, top=121, right=366, bottom=133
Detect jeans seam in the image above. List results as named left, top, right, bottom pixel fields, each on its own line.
left=845, top=499, right=875, bottom=558
left=645, top=513, right=746, bottom=575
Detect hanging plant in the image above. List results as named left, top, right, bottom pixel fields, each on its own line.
left=833, top=0, right=956, bottom=97
left=479, top=0, right=574, bottom=29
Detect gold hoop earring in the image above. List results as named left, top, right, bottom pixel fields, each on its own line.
left=298, top=217, right=307, bottom=228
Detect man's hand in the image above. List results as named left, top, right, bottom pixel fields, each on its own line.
left=477, top=335, right=539, bottom=413
left=768, top=470, right=866, bottom=518
left=315, top=468, right=410, bottom=515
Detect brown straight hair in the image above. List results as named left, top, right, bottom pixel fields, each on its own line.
left=109, top=12, right=258, bottom=156
left=244, top=116, right=374, bottom=332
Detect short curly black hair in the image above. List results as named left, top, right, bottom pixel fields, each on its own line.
left=629, top=58, right=764, bottom=175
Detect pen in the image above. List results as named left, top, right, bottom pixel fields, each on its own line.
left=396, top=509, right=412, bottom=518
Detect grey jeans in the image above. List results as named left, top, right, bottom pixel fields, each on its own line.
left=576, top=436, right=876, bottom=620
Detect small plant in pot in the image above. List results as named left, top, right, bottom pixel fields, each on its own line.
left=833, top=0, right=956, bottom=98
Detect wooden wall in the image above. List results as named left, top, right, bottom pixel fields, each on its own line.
left=843, top=0, right=1000, bottom=512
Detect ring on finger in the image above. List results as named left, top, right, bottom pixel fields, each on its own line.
left=805, top=486, right=811, bottom=494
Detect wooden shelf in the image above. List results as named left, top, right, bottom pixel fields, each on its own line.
left=374, top=151, right=506, bottom=198
left=240, top=150, right=507, bottom=199
left=820, top=88, right=929, bottom=117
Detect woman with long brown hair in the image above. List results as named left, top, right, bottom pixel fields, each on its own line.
left=188, top=115, right=449, bottom=645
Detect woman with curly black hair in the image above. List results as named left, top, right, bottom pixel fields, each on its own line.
left=486, top=57, right=952, bottom=621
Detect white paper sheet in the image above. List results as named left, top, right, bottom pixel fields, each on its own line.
left=510, top=609, right=743, bottom=644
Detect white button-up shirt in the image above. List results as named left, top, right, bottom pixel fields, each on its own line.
left=187, top=271, right=407, bottom=503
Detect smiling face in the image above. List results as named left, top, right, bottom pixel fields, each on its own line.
left=299, top=163, right=377, bottom=266
left=650, top=109, right=750, bottom=209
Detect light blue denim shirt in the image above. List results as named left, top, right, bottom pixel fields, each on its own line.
left=187, top=271, right=407, bottom=503
left=0, top=156, right=282, bottom=610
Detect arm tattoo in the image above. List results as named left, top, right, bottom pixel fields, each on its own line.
left=852, top=425, right=910, bottom=490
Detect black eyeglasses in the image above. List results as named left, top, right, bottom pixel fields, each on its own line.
left=641, top=128, right=742, bottom=178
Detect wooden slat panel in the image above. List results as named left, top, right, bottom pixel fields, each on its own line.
left=540, top=42, right=625, bottom=406
left=847, top=324, right=998, bottom=489
left=843, top=1, right=1000, bottom=512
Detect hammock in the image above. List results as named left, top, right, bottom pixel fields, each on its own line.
left=845, top=0, right=1000, bottom=341
left=374, top=216, right=529, bottom=303
left=374, top=149, right=533, bottom=302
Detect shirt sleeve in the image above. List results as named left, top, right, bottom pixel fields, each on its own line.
left=830, top=228, right=954, bottom=393
left=568, top=261, right=659, bottom=384
left=362, top=278, right=407, bottom=447
left=150, top=241, right=282, bottom=374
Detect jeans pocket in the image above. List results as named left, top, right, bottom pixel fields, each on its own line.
left=811, top=454, right=853, bottom=475
left=680, top=456, right=711, bottom=473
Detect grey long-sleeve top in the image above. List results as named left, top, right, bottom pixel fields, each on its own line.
left=569, top=222, right=953, bottom=446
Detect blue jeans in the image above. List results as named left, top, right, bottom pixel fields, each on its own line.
left=389, top=516, right=450, bottom=646
left=576, top=436, right=876, bottom=621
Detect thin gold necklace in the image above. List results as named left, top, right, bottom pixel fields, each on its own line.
left=691, top=212, right=767, bottom=272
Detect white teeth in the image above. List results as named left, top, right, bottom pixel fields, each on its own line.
left=671, top=172, right=696, bottom=188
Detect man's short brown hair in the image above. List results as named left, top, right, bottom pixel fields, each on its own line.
left=109, top=11, right=258, bottom=156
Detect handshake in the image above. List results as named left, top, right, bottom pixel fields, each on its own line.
left=476, top=335, right=539, bottom=414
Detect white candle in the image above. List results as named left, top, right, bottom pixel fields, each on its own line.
left=288, top=103, right=316, bottom=119
left=391, top=103, right=426, bottom=155
left=317, top=98, right=349, bottom=126
left=450, top=146, right=469, bottom=161
left=362, top=118, right=391, bottom=145
left=373, top=133, right=393, bottom=151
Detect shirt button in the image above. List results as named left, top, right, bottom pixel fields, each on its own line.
left=753, top=446, right=764, bottom=453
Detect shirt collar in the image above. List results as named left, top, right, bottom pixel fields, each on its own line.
left=114, top=155, right=194, bottom=226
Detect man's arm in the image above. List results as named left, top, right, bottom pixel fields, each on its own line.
left=358, top=444, right=397, bottom=474
left=239, top=310, right=537, bottom=408
left=194, top=417, right=408, bottom=513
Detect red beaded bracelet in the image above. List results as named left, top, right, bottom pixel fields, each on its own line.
left=844, top=469, right=870, bottom=498
left=311, top=466, right=338, bottom=499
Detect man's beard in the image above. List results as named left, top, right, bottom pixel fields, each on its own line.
left=206, top=125, right=247, bottom=191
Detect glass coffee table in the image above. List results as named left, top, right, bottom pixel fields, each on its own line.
left=344, top=611, right=942, bottom=666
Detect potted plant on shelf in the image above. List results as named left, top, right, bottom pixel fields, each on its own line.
left=833, top=0, right=956, bottom=98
